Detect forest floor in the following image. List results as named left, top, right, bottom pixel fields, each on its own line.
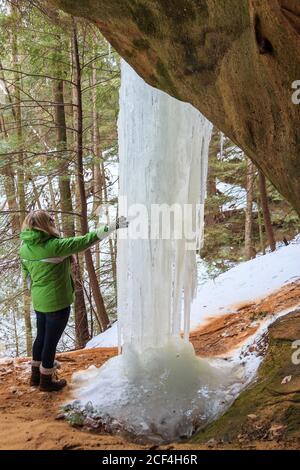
left=0, top=280, right=300, bottom=450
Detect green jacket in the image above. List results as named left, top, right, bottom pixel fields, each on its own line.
left=19, top=228, right=106, bottom=313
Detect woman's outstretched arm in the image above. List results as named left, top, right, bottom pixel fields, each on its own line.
left=46, top=217, right=128, bottom=257
left=46, top=227, right=107, bottom=257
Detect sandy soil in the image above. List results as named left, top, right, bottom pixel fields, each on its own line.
left=191, top=280, right=300, bottom=356
left=0, top=280, right=299, bottom=450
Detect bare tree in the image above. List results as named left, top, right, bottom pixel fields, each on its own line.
left=72, top=19, right=109, bottom=331
left=245, top=157, right=256, bottom=260
left=258, top=171, right=276, bottom=252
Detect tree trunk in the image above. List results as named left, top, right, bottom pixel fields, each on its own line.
left=244, top=157, right=255, bottom=260
left=72, top=20, right=109, bottom=331
left=53, top=71, right=90, bottom=348
left=258, top=171, right=276, bottom=252
left=11, top=5, right=32, bottom=352
left=23, top=278, right=32, bottom=356
left=12, top=310, right=19, bottom=357
left=257, top=205, right=266, bottom=255
left=0, top=116, right=20, bottom=232
left=91, top=59, right=103, bottom=215
left=102, top=161, right=117, bottom=293
left=47, top=176, right=60, bottom=227
left=91, top=65, right=102, bottom=279
left=53, top=78, right=74, bottom=236
left=206, top=127, right=218, bottom=226
left=11, top=16, right=26, bottom=230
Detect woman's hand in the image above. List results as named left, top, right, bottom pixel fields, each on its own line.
left=96, top=216, right=129, bottom=240
left=106, top=216, right=129, bottom=231
left=116, top=216, right=129, bottom=230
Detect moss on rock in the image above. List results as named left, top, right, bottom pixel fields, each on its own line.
left=193, top=310, right=300, bottom=446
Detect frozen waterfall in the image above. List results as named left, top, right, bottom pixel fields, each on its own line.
left=117, top=61, right=211, bottom=351
left=66, top=61, right=240, bottom=443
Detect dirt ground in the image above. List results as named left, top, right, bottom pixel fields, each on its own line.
left=0, top=280, right=300, bottom=450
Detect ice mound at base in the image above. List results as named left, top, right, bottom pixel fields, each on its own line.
left=68, top=339, right=241, bottom=443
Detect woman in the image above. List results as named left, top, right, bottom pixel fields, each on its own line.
left=19, top=210, right=128, bottom=392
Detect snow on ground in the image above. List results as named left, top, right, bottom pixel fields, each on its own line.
left=216, top=181, right=258, bottom=211
left=86, top=321, right=118, bottom=349
left=190, top=238, right=300, bottom=329
left=86, top=236, right=300, bottom=349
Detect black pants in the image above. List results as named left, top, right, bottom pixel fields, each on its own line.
left=32, top=306, right=70, bottom=369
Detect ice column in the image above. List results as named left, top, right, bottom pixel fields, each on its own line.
left=117, top=60, right=212, bottom=353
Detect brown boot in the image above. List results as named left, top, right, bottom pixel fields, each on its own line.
left=39, top=365, right=67, bottom=392
left=30, top=360, right=41, bottom=386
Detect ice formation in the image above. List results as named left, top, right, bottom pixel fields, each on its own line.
left=67, top=61, right=241, bottom=443
left=117, top=61, right=212, bottom=350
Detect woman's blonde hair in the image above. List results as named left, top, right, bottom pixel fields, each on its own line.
left=21, top=210, right=59, bottom=237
